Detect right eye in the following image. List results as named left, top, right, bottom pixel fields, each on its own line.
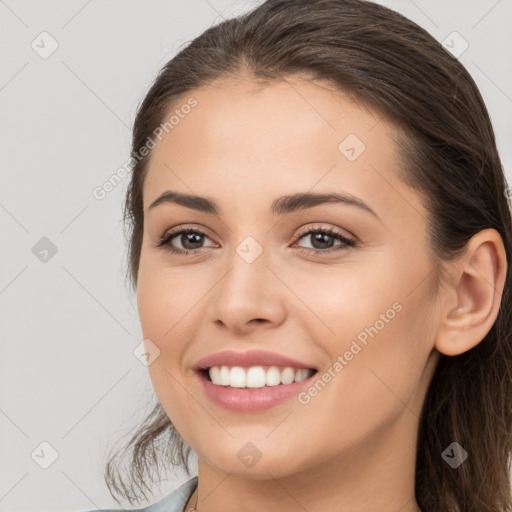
left=154, top=227, right=216, bottom=255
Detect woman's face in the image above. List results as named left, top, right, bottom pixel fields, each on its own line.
left=137, top=75, right=441, bottom=480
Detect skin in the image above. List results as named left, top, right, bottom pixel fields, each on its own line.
left=136, top=74, right=507, bottom=512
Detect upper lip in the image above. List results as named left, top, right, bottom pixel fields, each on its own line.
left=194, top=349, right=317, bottom=370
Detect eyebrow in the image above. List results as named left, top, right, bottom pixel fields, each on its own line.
left=148, top=190, right=379, bottom=219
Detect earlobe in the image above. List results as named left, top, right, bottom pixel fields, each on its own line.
left=434, top=228, right=508, bottom=357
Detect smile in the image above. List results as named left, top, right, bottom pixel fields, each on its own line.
left=195, top=366, right=318, bottom=412
left=206, top=365, right=316, bottom=388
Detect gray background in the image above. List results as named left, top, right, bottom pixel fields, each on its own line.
left=1, top=0, right=511, bottom=510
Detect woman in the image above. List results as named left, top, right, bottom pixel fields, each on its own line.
left=97, top=0, right=512, bottom=510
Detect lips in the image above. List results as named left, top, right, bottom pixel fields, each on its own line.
left=194, top=349, right=318, bottom=371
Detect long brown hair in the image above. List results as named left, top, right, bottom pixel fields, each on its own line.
left=105, top=1, right=512, bottom=509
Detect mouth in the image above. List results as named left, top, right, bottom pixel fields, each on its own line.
left=199, top=365, right=318, bottom=388
left=192, top=349, right=320, bottom=411
left=195, top=365, right=319, bottom=412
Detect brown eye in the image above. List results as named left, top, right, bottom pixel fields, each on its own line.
left=153, top=225, right=356, bottom=257
left=294, top=226, right=356, bottom=254
left=155, top=227, right=215, bottom=255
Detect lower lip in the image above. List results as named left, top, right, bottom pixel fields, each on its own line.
left=195, top=370, right=317, bottom=412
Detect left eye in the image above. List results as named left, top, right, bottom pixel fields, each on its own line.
left=154, top=226, right=356, bottom=255
left=294, top=227, right=355, bottom=252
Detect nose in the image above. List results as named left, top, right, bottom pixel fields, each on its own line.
left=209, top=244, right=287, bottom=336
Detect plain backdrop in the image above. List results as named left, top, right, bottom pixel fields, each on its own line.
left=1, top=0, right=511, bottom=510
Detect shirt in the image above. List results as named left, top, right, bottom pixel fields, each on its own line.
left=90, top=476, right=198, bottom=512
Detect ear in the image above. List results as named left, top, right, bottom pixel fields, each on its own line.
left=435, top=228, right=508, bottom=357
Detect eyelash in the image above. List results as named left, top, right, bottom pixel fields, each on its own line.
left=154, top=225, right=356, bottom=257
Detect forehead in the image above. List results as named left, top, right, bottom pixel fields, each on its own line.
left=142, top=75, right=424, bottom=225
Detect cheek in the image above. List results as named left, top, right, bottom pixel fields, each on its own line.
left=297, top=303, right=431, bottom=461
left=306, top=252, right=434, bottom=420
left=136, top=251, right=200, bottom=341
left=136, top=255, right=216, bottom=414
left=136, top=259, right=187, bottom=392
left=136, top=271, right=191, bottom=433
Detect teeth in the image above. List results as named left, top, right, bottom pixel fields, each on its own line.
left=207, top=365, right=315, bottom=388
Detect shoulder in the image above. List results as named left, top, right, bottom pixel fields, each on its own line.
left=88, top=476, right=198, bottom=512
